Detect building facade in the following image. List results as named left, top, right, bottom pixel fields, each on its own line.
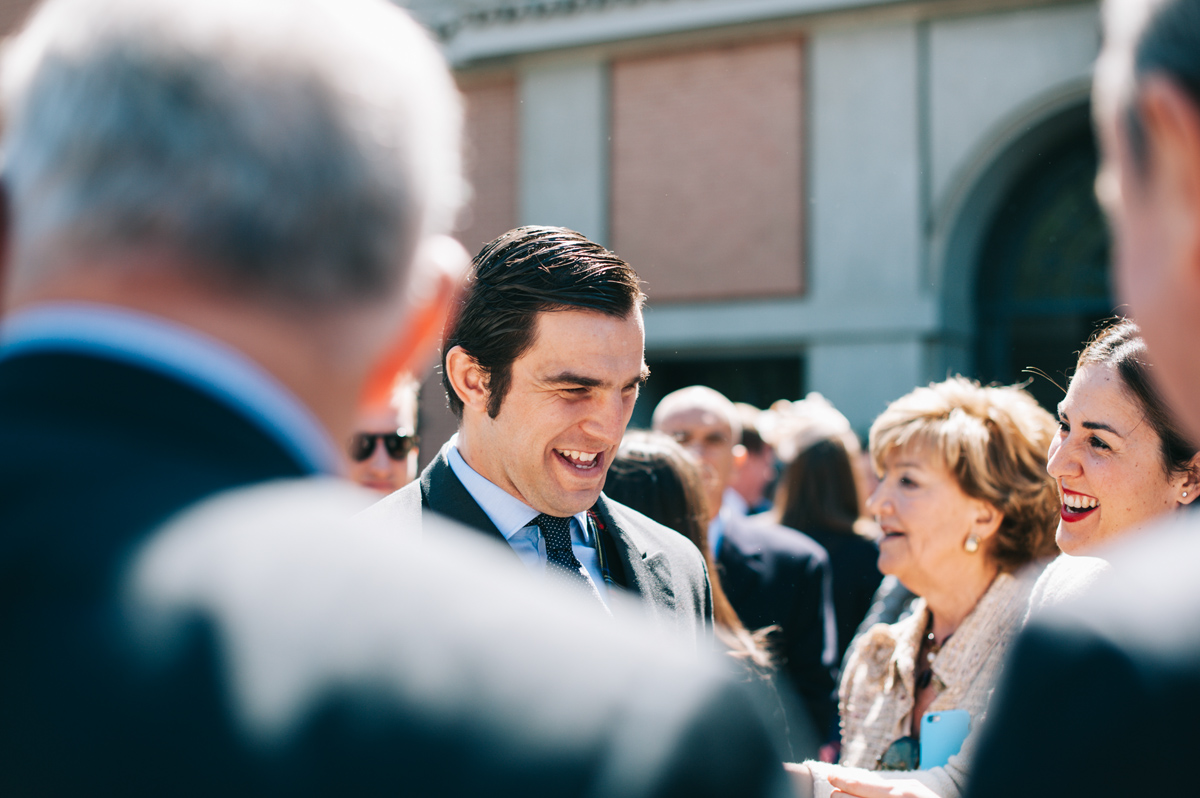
left=417, top=0, right=1114, bottom=449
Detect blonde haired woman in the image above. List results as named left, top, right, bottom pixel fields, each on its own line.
left=788, top=377, right=1060, bottom=798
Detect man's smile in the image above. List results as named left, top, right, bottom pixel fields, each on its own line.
left=555, top=449, right=604, bottom=472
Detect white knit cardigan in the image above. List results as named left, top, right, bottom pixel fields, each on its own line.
left=806, top=568, right=1040, bottom=798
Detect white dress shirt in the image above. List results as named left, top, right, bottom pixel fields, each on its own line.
left=447, top=437, right=608, bottom=605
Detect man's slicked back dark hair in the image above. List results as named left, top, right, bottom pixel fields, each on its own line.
left=441, top=225, right=646, bottom=419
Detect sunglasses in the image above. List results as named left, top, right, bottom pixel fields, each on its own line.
left=347, top=432, right=419, bottom=463
left=877, top=736, right=919, bottom=771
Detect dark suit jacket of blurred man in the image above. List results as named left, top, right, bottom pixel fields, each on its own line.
left=361, top=446, right=714, bottom=643
left=0, top=333, right=792, bottom=798
left=716, top=513, right=839, bottom=736
left=966, top=514, right=1200, bottom=798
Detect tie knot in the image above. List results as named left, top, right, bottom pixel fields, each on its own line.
left=533, top=513, right=573, bottom=551
left=535, top=513, right=571, bottom=532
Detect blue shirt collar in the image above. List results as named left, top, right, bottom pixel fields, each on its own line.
left=445, top=435, right=589, bottom=538
left=0, top=302, right=342, bottom=475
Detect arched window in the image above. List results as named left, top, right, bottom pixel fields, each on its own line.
left=974, top=122, right=1115, bottom=409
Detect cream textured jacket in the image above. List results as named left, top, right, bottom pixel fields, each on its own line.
left=806, top=568, right=1040, bottom=798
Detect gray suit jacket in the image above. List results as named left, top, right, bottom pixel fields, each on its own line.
left=360, top=448, right=714, bottom=644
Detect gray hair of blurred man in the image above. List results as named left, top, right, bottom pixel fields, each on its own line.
left=0, top=0, right=466, bottom=306
left=652, top=386, right=743, bottom=445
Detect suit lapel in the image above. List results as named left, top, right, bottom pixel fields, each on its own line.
left=593, top=495, right=668, bottom=603
left=420, top=449, right=509, bottom=546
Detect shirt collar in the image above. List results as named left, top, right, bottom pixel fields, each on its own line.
left=446, top=435, right=589, bottom=539
left=0, top=302, right=341, bottom=475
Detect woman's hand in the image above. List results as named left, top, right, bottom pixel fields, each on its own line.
left=828, top=773, right=941, bottom=798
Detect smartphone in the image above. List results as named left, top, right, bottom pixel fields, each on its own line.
left=920, top=709, right=971, bottom=769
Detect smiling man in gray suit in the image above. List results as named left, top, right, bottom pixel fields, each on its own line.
left=365, top=226, right=712, bottom=641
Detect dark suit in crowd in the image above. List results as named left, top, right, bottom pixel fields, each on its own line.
left=362, top=448, right=713, bottom=641
left=716, top=514, right=839, bottom=736
left=801, top=528, right=883, bottom=666
left=967, top=515, right=1200, bottom=798
left=0, top=348, right=306, bottom=792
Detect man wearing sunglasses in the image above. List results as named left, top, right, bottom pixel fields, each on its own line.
left=0, top=0, right=792, bottom=795
left=346, top=375, right=421, bottom=493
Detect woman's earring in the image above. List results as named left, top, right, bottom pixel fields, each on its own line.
left=964, top=534, right=980, bottom=554
left=1184, top=491, right=1189, bottom=499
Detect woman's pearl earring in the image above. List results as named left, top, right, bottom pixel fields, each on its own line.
left=1184, top=491, right=1189, bottom=499
left=964, top=534, right=980, bottom=554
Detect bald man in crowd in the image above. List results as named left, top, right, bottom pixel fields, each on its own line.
left=654, top=386, right=838, bottom=742
left=0, top=1, right=793, bottom=794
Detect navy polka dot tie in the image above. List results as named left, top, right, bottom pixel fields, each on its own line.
left=534, top=513, right=607, bottom=611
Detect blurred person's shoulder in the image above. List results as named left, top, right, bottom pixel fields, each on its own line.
left=123, top=477, right=794, bottom=797
left=969, top=515, right=1200, bottom=798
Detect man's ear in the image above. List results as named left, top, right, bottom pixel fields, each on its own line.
left=443, top=345, right=489, bottom=414
left=359, top=235, right=467, bottom=410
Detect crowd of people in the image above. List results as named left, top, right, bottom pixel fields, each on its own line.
left=3, top=0, right=1200, bottom=795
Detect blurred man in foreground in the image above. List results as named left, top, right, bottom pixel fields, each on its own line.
left=966, top=0, right=1200, bottom=795
left=0, top=1, right=792, bottom=795
left=654, top=386, right=837, bottom=740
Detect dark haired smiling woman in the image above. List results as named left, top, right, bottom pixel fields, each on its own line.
left=1020, top=320, right=1200, bottom=616
left=1049, top=319, right=1200, bottom=554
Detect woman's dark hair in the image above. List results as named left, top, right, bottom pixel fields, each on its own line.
left=605, top=431, right=773, bottom=670
left=776, top=437, right=861, bottom=538
left=605, top=432, right=709, bottom=546
left=442, top=226, right=645, bottom=419
left=1076, top=318, right=1198, bottom=477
